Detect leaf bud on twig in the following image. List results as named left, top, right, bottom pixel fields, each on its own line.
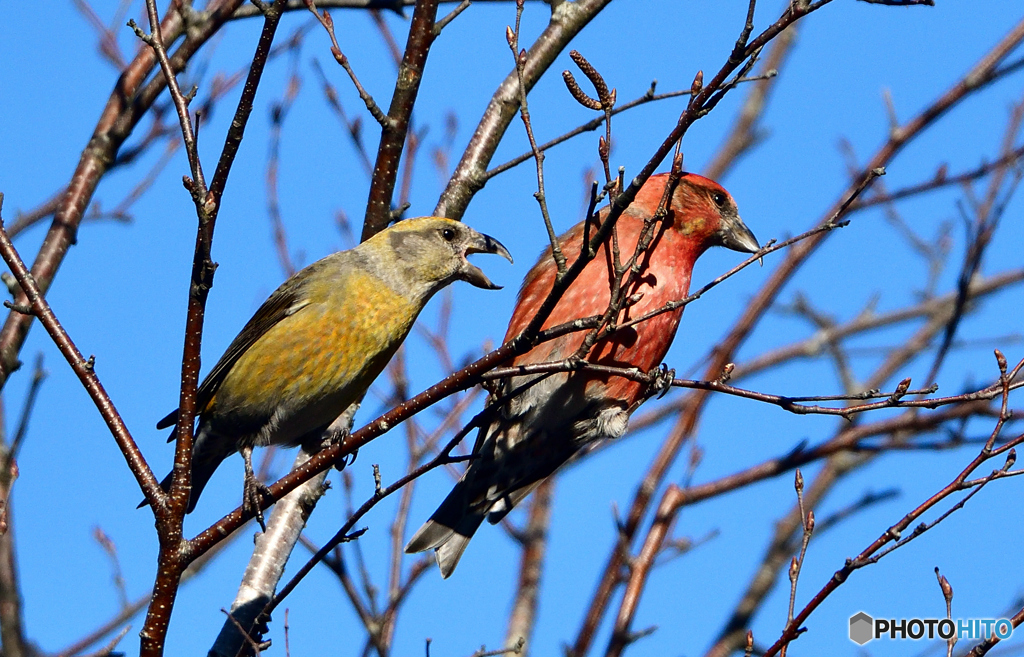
left=995, top=348, right=1007, bottom=375
left=889, top=377, right=912, bottom=403
left=935, top=567, right=954, bottom=603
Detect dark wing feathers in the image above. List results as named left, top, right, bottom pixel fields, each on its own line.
left=155, top=263, right=323, bottom=430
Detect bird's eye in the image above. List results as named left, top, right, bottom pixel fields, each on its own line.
left=712, top=192, right=727, bottom=208
left=441, top=227, right=456, bottom=241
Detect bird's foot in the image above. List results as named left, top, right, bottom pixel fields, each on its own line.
left=321, top=425, right=349, bottom=448
left=647, top=363, right=676, bottom=401
left=243, top=474, right=273, bottom=532
left=241, top=445, right=272, bottom=531
left=321, top=426, right=357, bottom=470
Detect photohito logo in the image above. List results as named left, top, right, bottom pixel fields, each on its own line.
left=848, top=611, right=1014, bottom=645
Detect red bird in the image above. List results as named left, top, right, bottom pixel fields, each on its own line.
left=406, top=172, right=759, bottom=577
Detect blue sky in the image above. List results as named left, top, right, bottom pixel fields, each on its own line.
left=0, top=1, right=1022, bottom=656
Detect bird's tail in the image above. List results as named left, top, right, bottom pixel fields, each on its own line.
left=405, top=480, right=486, bottom=578
left=141, top=423, right=235, bottom=513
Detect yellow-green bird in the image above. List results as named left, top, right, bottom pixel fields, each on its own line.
left=154, top=217, right=512, bottom=523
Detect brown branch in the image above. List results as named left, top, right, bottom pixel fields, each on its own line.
left=0, top=196, right=161, bottom=516
left=142, top=0, right=290, bottom=652
left=5, top=49, right=257, bottom=241
left=736, top=269, right=1024, bottom=379
left=397, top=124, right=428, bottom=213
left=376, top=557, right=433, bottom=655
left=375, top=347, right=423, bottom=656
left=624, top=400, right=1003, bottom=560
left=605, top=361, right=1014, bottom=654
left=2, top=354, right=45, bottom=479
left=483, top=356, right=1018, bottom=419
left=762, top=361, right=1023, bottom=656
left=779, top=475, right=814, bottom=657
left=59, top=456, right=275, bottom=657
left=74, top=626, right=132, bottom=657
left=619, top=413, right=979, bottom=657
left=299, top=536, right=381, bottom=651
left=111, top=138, right=181, bottom=220
left=94, top=527, right=130, bottom=611
left=362, top=0, right=441, bottom=240
left=5, top=191, right=65, bottom=241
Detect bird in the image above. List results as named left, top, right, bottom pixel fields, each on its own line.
left=405, top=172, right=759, bottom=577
left=151, top=217, right=512, bottom=527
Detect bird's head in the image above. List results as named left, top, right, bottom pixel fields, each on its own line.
left=632, top=172, right=760, bottom=255
left=369, top=217, right=513, bottom=299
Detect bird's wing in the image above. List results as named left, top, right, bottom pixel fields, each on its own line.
left=155, top=263, right=322, bottom=430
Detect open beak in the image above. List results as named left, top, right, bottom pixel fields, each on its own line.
left=461, top=229, right=513, bottom=290
left=718, top=214, right=760, bottom=254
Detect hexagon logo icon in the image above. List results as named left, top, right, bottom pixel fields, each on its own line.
left=849, top=611, right=874, bottom=645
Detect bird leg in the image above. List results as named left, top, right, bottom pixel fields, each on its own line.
left=241, top=445, right=273, bottom=532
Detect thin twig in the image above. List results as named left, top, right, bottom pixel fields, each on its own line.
left=307, top=2, right=391, bottom=128
left=509, top=0, right=565, bottom=272
left=361, top=0, right=441, bottom=239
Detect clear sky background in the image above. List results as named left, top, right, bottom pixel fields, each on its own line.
left=0, top=1, right=1022, bottom=656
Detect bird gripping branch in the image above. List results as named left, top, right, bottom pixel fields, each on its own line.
left=406, top=173, right=759, bottom=577
left=150, top=217, right=512, bottom=529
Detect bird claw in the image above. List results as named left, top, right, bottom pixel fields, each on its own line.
left=321, top=425, right=350, bottom=449
left=243, top=474, right=273, bottom=532
left=320, top=426, right=357, bottom=471
left=481, top=376, right=500, bottom=397
left=337, top=448, right=359, bottom=471
left=649, top=363, right=675, bottom=400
